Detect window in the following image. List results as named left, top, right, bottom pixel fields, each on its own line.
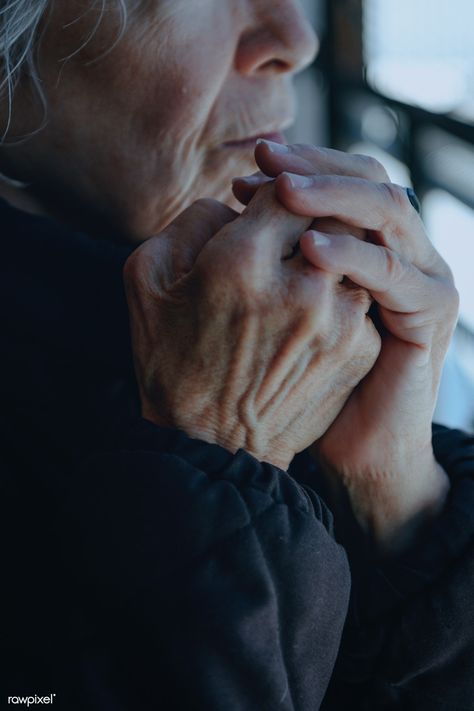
left=292, top=0, right=474, bottom=430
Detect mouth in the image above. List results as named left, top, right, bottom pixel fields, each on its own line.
left=222, top=129, right=288, bottom=150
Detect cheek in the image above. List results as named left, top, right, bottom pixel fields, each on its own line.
left=126, top=63, right=218, bottom=182
left=125, top=18, right=232, bottom=144
left=160, top=67, right=228, bottom=144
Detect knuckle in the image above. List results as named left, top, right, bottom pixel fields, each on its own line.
left=355, top=153, right=389, bottom=180
left=344, top=280, right=373, bottom=311
left=443, top=281, right=460, bottom=317
left=123, top=247, right=145, bottom=287
left=382, top=247, right=405, bottom=286
left=350, top=316, right=381, bottom=368
left=452, top=286, right=461, bottom=316
left=191, top=197, right=234, bottom=224
left=123, top=235, right=170, bottom=292
left=378, top=182, right=412, bottom=222
left=437, top=254, right=456, bottom=283
left=349, top=323, right=381, bottom=366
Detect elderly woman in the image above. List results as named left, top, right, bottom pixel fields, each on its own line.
left=1, top=1, right=473, bottom=709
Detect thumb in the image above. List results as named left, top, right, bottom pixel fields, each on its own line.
left=124, top=198, right=238, bottom=295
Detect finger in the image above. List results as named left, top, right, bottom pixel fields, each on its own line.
left=124, top=199, right=238, bottom=292
left=255, top=140, right=390, bottom=182
left=224, top=181, right=312, bottom=264
left=233, top=172, right=371, bottom=233
left=232, top=172, right=272, bottom=205
left=299, top=229, right=440, bottom=315
left=275, top=173, right=437, bottom=269
left=232, top=175, right=367, bottom=243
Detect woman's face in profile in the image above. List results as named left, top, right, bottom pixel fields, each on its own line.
left=2, top=0, right=317, bottom=240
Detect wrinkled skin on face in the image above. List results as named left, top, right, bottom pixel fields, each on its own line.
left=0, top=0, right=317, bottom=240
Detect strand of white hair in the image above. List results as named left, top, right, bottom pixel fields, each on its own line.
left=0, top=0, right=127, bottom=143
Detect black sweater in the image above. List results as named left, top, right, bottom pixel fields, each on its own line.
left=1, top=199, right=473, bottom=710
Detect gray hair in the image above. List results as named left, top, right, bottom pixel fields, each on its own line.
left=0, top=0, right=49, bottom=140
left=0, top=0, right=128, bottom=143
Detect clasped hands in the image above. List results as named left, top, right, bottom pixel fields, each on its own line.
left=124, top=142, right=458, bottom=545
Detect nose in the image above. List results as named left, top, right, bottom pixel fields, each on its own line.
left=235, top=0, right=319, bottom=77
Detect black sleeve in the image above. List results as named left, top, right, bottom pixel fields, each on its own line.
left=49, top=420, right=351, bottom=711
left=321, top=425, right=474, bottom=711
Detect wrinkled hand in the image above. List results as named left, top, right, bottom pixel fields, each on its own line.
left=124, top=184, right=380, bottom=471
left=234, top=143, right=457, bottom=543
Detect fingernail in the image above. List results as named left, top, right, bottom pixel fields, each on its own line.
left=284, top=172, right=313, bottom=189
left=309, top=230, right=331, bottom=247
left=256, top=138, right=289, bottom=154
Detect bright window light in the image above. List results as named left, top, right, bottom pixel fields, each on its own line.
left=364, top=0, right=474, bottom=118
left=424, top=190, right=474, bottom=332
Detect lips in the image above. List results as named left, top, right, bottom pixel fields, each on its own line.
left=223, top=130, right=287, bottom=149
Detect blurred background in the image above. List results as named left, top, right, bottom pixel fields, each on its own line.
left=289, top=0, right=474, bottom=432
